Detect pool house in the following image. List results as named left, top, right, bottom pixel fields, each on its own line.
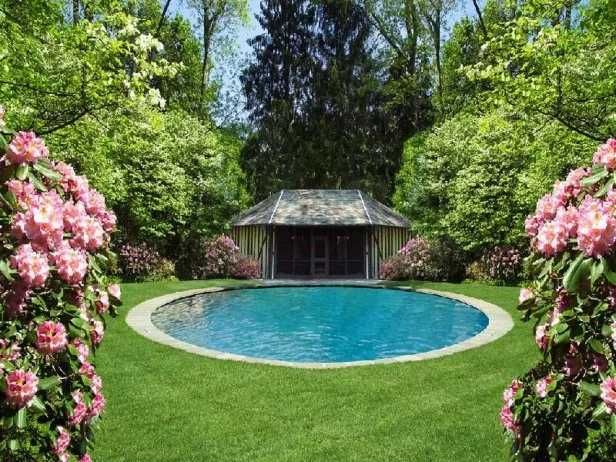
left=230, top=189, right=410, bottom=279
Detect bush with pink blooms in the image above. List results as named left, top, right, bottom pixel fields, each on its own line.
left=186, top=235, right=260, bottom=280
left=0, top=109, right=121, bottom=461
left=503, top=139, right=616, bottom=460
left=466, top=245, right=523, bottom=285
left=379, top=236, right=465, bottom=282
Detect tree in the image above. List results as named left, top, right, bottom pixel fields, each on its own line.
left=468, top=0, right=616, bottom=141
left=187, top=0, right=249, bottom=119
left=0, top=0, right=179, bottom=135
left=242, top=0, right=405, bottom=202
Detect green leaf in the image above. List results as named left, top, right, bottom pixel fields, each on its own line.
left=8, top=439, right=19, bottom=451
left=595, top=177, right=615, bottom=197
left=563, top=255, right=593, bottom=292
left=27, top=171, right=47, bottom=192
left=0, top=259, right=13, bottom=281
left=590, top=260, right=605, bottom=286
left=589, top=339, right=604, bottom=354
left=30, top=395, right=45, bottom=413
left=593, top=402, right=608, bottom=420
left=15, top=164, right=28, bottom=181
left=612, top=415, right=616, bottom=435
left=32, top=161, right=63, bottom=181
left=580, top=169, right=609, bottom=187
left=579, top=381, right=601, bottom=397
left=15, top=407, right=26, bottom=428
left=38, top=375, right=61, bottom=391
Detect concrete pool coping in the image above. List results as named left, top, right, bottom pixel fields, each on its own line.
left=126, top=284, right=514, bottom=369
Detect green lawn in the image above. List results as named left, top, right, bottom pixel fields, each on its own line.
left=93, top=280, right=537, bottom=461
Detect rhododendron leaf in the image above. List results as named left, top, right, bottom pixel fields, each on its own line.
left=594, top=177, right=614, bottom=197
left=580, top=169, right=609, bottom=187
left=603, top=269, right=616, bottom=285
left=32, top=161, right=62, bottom=181
left=592, top=402, right=608, bottom=420
left=563, top=255, right=592, bottom=292
left=15, top=408, right=26, bottom=428
left=590, top=260, right=604, bottom=286
left=30, top=396, right=45, bottom=413
left=602, top=324, right=613, bottom=337
left=8, top=439, right=18, bottom=450
left=578, top=381, right=601, bottom=397
left=554, top=330, right=570, bottom=344
left=38, top=375, right=61, bottom=391
left=0, top=259, right=13, bottom=280
left=26, top=171, right=47, bottom=192
left=612, top=415, right=616, bottom=434
left=15, top=164, right=28, bottom=181
left=589, top=338, right=604, bottom=354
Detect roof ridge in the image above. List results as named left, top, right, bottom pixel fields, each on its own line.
left=357, top=190, right=373, bottom=226
left=268, top=189, right=284, bottom=224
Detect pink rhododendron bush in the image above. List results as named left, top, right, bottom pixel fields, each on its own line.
left=504, top=139, right=616, bottom=460
left=0, top=111, right=121, bottom=460
left=189, top=235, right=260, bottom=280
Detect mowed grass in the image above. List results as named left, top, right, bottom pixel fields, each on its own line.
left=92, top=280, right=538, bottom=461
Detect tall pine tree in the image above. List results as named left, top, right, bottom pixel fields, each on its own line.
left=241, top=0, right=412, bottom=203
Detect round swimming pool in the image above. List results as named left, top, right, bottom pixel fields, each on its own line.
left=151, top=286, right=489, bottom=363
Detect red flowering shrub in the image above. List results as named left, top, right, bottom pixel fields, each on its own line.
left=232, top=254, right=261, bottom=279
left=503, top=139, right=616, bottom=460
left=0, top=109, right=121, bottom=460
left=187, top=235, right=259, bottom=280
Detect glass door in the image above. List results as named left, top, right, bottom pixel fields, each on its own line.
left=312, top=233, right=328, bottom=276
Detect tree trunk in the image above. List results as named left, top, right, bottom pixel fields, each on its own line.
left=471, top=0, right=488, bottom=39
left=72, top=0, right=79, bottom=24
left=198, top=4, right=215, bottom=119
left=156, top=0, right=173, bottom=37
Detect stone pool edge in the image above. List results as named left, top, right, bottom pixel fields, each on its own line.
left=125, top=285, right=514, bottom=369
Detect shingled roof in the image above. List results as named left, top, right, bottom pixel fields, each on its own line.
left=231, top=190, right=410, bottom=228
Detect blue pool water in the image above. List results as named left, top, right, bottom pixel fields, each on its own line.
left=151, top=287, right=489, bottom=363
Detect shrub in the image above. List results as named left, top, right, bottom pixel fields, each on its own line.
left=379, top=236, right=465, bottom=282
left=118, top=242, right=161, bottom=282
left=0, top=111, right=121, bottom=461
left=232, top=254, right=261, bottom=279
left=466, top=245, right=523, bottom=285
left=503, top=139, right=616, bottom=460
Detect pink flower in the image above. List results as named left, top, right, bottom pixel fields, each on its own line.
left=80, top=189, right=106, bottom=216
left=535, top=323, right=549, bottom=350
left=91, top=320, right=104, bottom=346
left=6, top=131, right=49, bottom=165
left=36, top=321, right=68, bottom=355
left=87, top=393, right=105, bottom=419
left=5, top=179, right=36, bottom=209
left=95, top=290, right=110, bottom=315
left=10, top=243, right=50, bottom=288
left=51, top=161, right=77, bottom=192
left=51, top=426, right=70, bottom=455
left=4, top=369, right=38, bottom=408
left=4, top=282, right=31, bottom=317
left=108, top=283, right=121, bottom=299
left=71, top=215, right=105, bottom=251
left=53, top=242, right=88, bottom=284
left=69, top=402, right=87, bottom=426
left=555, top=206, right=578, bottom=237
left=600, top=376, right=616, bottom=413
left=503, top=379, right=522, bottom=407
left=20, top=191, right=65, bottom=249
left=593, top=139, right=616, bottom=170
left=555, top=287, right=572, bottom=312
left=99, top=210, right=117, bottom=233
left=80, top=454, right=92, bottom=462
left=500, top=405, right=519, bottom=434
left=72, top=338, right=89, bottom=363
left=518, top=288, right=534, bottom=305
left=577, top=196, right=616, bottom=258
left=62, top=200, right=88, bottom=232
left=525, top=215, right=541, bottom=237
left=535, top=194, right=563, bottom=222
left=536, top=376, right=552, bottom=397
left=0, top=339, right=21, bottom=361
left=536, top=220, right=569, bottom=257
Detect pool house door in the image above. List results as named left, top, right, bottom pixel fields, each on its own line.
left=311, top=231, right=328, bottom=276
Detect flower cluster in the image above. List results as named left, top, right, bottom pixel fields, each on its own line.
left=481, top=245, right=521, bottom=283
left=0, top=116, right=121, bottom=461
left=184, top=235, right=261, bottom=280
left=118, top=242, right=161, bottom=282
left=503, top=139, right=616, bottom=461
